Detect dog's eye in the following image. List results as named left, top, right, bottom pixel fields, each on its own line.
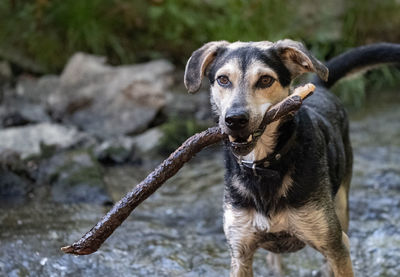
left=217, top=75, right=231, bottom=87
left=256, top=75, right=275, bottom=89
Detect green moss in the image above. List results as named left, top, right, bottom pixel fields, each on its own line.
left=157, top=117, right=208, bottom=154
left=65, top=166, right=103, bottom=187
left=46, top=148, right=105, bottom=187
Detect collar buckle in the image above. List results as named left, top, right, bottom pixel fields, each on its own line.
left=252, top=163, right=258, bottom=176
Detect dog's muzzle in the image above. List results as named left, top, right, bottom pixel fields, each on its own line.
left=227, top=129, right=263, bottom=156
left=224, top=111, right=257, bottom=156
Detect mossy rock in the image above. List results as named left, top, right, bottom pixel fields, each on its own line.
left=38, top=149, right=111, bottom=204
left=157, top=118, right=209, bottom=155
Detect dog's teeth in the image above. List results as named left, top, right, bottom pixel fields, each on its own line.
left=247, top=135, right=253, bottom=142
left=228, top=135, right=235, bottom=142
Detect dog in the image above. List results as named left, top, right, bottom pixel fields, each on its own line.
left=183, top=40, right=400, bottom=277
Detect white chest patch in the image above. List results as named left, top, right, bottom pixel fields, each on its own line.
left=223, top=204, right=289, bottom=235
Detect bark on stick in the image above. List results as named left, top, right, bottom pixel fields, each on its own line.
left=61, top=84, right=315, bottom=255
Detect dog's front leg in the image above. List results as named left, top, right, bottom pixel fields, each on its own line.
left=229, top=251, right=255, bottom=277
left=289, top=203, right=354, bottom=277
left=223, top=205, right=260, bottom=277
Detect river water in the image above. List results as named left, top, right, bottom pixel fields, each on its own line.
left=1, top=93, right=400, bottom=277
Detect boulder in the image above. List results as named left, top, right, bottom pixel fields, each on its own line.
left=15, top=75, right=60, bottom=104
left=0, top=61, right=12, bottom=84
left=94, top=136, right=137, bottom=165
left=0, top=75, right=59, bottom=127
left=0, top=123, right=87, bottom=159
left=48, top=53, right=174, bottom=139
left=131, top=127, right=164, bottom=154
left=164, top=88, right=213, bottom=122
left=0, top=102, right=50, bottom=127
left=0, top=150, right=35, bottom=205
left=0, top=169, right=32, bottom=205
left=37, top=150, right=111, bottom=204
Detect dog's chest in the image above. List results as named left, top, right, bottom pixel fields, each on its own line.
left=224, top=204, right=290, bottom=234
left=223, top=204, right=307, bottom=254
left=226, top=165, right=293, bottom=216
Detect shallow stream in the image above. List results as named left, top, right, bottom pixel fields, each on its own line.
left=1, top=93, right=400, bottom=277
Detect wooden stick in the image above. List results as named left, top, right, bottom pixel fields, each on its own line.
left=61, top=84, right=315, bottom=255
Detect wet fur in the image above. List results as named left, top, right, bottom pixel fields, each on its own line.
left=184, top=41, right=400, bottom=277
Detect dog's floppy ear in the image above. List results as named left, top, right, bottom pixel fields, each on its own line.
left=273, top=39, right=329, bottom=81
left=184, top=41, right=229, bottom=93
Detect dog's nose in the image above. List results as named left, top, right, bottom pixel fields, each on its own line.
left=225, top=111, right=249, bottom=130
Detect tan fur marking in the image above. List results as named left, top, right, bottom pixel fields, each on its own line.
left=266, top=253, right=283, bottom=277
left=278, top=170, right=294, bottom=198
left=288, top=205, right=354, bottom=277
left=243, top=120, right=281, bottom=161
left=325, top=232, right=353, bottom=277
left=267, top=210, right=290, bottom=233
left=288, top=204, right=330, bottom=249
left=335, top=185, right=349, bottom=232
left=211, top=59, right=242, bottom=117
left=231, top=175, right=252, bottom=200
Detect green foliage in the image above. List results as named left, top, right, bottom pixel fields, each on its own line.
left=332, top=66, right=400, bottom=108
left=0, top=0, right=399, bottom=106
left=157, top=117, right=208, bottom=154
left=145, top=0, right=294, bottom=63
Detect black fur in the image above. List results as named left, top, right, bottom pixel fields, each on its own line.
left=321, top=43, right=400, bottom=88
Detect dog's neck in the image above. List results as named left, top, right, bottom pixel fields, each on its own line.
left=243, top=117, right=297, bottom=162
left=243, top=120, right=281, bottom=162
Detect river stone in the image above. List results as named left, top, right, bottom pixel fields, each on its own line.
left=15, top=75, right=60, bottom=104
left=48, top=53, right=174, bottom=139
left=0, top=75, right=59, bottom=127
left=38, top=150, right=111, bottom=204
left=0, top=170, right=32, bottom=205
left=0, top=123, right=86, bottom=159
left=0, top=150, right=35, bottom=205
left=0, top=102, right=50, bottom=127
left=94, top=136, right=137, bottom=165
left=132, top=127, right=164, bottom=154
left=0, top=61, right=12, bottom=83
left=164, top=88, right=213, bottom=122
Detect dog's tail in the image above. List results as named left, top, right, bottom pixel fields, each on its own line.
left=315, top=43, right=400, bottom=88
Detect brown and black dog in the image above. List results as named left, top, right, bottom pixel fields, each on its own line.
left=184, top=40, right=400, bottom=276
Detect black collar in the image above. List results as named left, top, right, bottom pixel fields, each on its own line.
left=231, top=129, right=297, bottom=176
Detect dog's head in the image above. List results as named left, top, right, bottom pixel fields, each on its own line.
left=184, top=40, right=328, bottom=156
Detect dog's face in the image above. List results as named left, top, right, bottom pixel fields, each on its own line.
left=184, top=40, right=328, bottom=156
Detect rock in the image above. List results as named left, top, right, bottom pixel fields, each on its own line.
left=94, top=136, right=137, bottom=165
left=1, top=110, right=31, bottom=127
left=0, top=123, right=87, bottom=159
left=48, top=53, right=174, bottom=139
left=0, top=75, right=59, bottom=127
left=0, top=61, right=12, bottom=83
left=0, top=170, right=32, bottom=205
left=164, top=89, right=213, bottom=122
left=0, top=102, right=50, bottom=127
left=60, top=53, right=111, bottom=85
left=38, top=150, right=111, bottom=204
left=15, top=75, right=60, bottom=104
left=132, top=127, right=164, bottom=154
left=0, top=150, right=35, bottom=205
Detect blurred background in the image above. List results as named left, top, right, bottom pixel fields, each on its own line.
left=0, top=1, right=400, bottom=276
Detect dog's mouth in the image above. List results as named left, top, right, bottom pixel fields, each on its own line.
left=227, top=132, right=261, bottom=156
